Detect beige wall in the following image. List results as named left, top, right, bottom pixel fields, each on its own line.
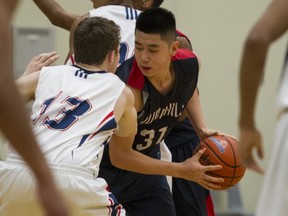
left=3, top=0, right=287, bottom=213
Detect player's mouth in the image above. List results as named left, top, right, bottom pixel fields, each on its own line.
left=140, top=65, right=152, bottom=73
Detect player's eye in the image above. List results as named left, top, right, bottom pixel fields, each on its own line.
left=149, top=49, right=157, bottom=53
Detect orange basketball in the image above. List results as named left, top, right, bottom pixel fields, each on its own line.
left=197, top=135, right=246, bottom=190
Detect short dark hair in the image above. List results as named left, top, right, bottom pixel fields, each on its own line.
left=136, top=7, right=176, bottom=43
left=74, top=17, right=120, bottom=65
left=152, top=0, right=164, bottom=8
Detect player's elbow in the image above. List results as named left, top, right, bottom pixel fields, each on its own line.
left=245, top=29, right=270, bottom=52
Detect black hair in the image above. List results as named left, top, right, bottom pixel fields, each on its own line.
left=136, top=7, right=176, bottom=43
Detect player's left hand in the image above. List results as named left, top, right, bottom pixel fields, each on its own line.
left=198, top=128, right=222, bottom=141
left=22, top=51, right=59, bottom=77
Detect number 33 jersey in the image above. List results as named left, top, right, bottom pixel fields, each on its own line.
left=26, top=65, right=124, bottom=173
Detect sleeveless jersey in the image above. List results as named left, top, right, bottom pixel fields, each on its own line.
left=166, top=30, right=196, bottom=149
left=116, top=49, right=199, bottom=155
left=9, top=65, right=125, bottom=175
left=66, top=5, right=141, bottom=65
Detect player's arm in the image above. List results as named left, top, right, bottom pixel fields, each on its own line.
left=239, top=0, right=288, bottom=129
left=0, top=1, right=69, bottom=215
left=238, top=0, right=288, bottom=173
left=66, top=13, right=89, bottom=63
left=16, top=51, right=58, bottom=101
left=33, top=0, right=79, bottom=31
left=22, top=51, right=59, bottom=77
left=15, top=71, right=40, bottom=102
left=184, top=88, right=221, bottom=140
left=110, top=132, right=223, bottom=190
left=113, top=86, right=137, bottom=138
left=109, top=87, right=223, bottom=190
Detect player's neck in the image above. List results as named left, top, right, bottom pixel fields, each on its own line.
left=148, top=65, right=175, bottom=95
left=76, top=63, right=106, bottom=72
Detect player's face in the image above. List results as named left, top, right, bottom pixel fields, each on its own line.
left=134, top=30, right=178, bottom=79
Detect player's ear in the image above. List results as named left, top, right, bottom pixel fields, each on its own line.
left=107, top=50, right=115, bottom=64
left=170, top=40, right=179, bottom=57
left=141, top=0, right=153, bottom=9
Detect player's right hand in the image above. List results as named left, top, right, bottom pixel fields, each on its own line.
left=180, top=148, right=224, bottom=190
left=238, top=127, right=264, bottom=174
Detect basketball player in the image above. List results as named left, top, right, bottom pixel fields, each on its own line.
left=98, top=8, right=224, bottom=216
left=238, top=0, right=288, bottom=215
left=66, top=0, right=141, bottom=65
left=14, top=9, right=223, bottom=216
left=0, top=1, right=69, bottom=215
left=32, top=1, right=218, bottom=215
left=0, top=16, right=137, bottom=215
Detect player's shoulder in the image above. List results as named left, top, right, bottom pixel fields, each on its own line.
left=172, top=49, right=199, bottom=78
left=40, top=65, right=77, bottom=80
left=172, top=48, right=197, bottom=61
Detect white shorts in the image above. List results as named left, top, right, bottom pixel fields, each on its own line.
left=0, top=157, right=126, bottom=216
left=256, top=112, right=288, bottom=216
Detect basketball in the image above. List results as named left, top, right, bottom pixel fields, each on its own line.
left=197, top=135, right=246, bottom=190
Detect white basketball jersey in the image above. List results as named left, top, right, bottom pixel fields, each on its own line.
left=9, top=65, right=125, bottom=174
left=67, top=5, right=141, bottom=65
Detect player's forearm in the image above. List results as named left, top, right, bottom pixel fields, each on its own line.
left=239, top=0, right=288, bottom=127
left=239, top=32, right=268, bottom=129
left=0, top=81, right=47, bottom=174
left=114, top=150, right=182, bottom=177
left=33, top=0, right=78, bottom=31
left=185, top=90, right=208, bottom=140
left=109, top=135, right=182, bottom=178
left=51, top=10, right=78, bottom=31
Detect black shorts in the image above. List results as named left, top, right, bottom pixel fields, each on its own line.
left=165, top=118, right=215, bottom=216
left=99, top=144, right=176, bottom=216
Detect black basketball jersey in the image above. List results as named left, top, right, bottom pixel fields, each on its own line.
left=116, top=49, right=199, bottom=155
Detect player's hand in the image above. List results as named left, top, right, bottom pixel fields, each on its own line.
left=180, top=148, right=224, bottom=190
left=238, top=127, right=264, bottom=174
left=198, top=127, right=222, bottom=141
left=22, top=51, right=59, bottom=77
